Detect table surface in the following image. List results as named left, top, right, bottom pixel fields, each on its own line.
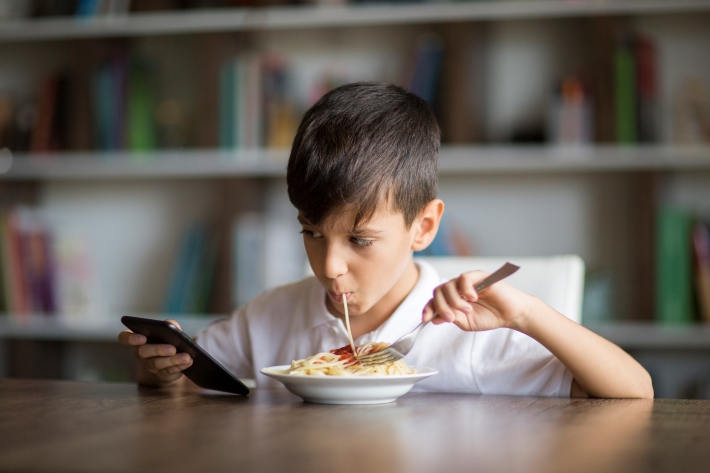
left=1, top=379, right=709, bottom=473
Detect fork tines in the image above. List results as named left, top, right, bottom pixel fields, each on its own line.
left=357, top=348, right=402, bottom=366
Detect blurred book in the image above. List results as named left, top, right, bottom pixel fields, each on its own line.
left=692, top=221, right=710, bottom=323
left=231, top=213, right=304, bottom=308
left=164, top=224, right=219, bottom=314
left=672, top=77, right=710, bottom=144
left=127, top=59, right=157, bottom=151
left=232, top=213, right=263, bottom=307
left=220, top=52, right=298, bottom=151
left=635, top=34, right=658, bottom=142
left=54, top=231, right=102, bottom=319
left=548, top=76, right=593, bottom=145
left=262, top=54, right=298, bottom=149
left=615, top=37, right=637, bottom=144
left=90, top=53, right=160, bottom=152
left=30, top=73, right=72, bottom=153
left=581, top=268, right=615, bottom=324
left=76, top=0, right=130, bottom=17
left=0, top=206, right=57, bottom=316
left=404, top=33, right=444, bottom=108
left=655, top=207, right=695, bottom=324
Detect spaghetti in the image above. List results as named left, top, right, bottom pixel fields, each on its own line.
left=283, top=294, right=416, bottom=376
left=283, top=342, right=416, bottom=376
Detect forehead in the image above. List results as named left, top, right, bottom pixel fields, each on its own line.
left=298, top=202, right=406, bottom=233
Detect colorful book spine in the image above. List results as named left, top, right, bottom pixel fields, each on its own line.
left=128, top=59, right=157, bottom=151
left=635, top=35, right=657, bottom=142
left=615, top=40, right=637, bottom=143
left=219, top=60, right=236, bottom=149
left=408, top=35, right=444, bottom=107
left=693, top=222, right=710, bottom=323
left=655, top=207, right=695, bottom=324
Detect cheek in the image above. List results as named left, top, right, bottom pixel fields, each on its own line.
left=304, top=239, right=323, bottom=275
left=355, top=238, right=411, bottom=287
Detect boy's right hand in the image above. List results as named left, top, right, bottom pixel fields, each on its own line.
left=118, top=319, right=193, bottom=385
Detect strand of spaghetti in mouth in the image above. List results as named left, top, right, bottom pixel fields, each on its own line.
left=343, top=294, right=356, bottom=356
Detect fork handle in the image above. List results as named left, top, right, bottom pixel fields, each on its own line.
left=472, top=262, right=520, bottom=293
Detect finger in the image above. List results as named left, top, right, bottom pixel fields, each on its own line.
left=422, top=300, right=435, bottom=323
left=166, top=319, right=182, bottom=331
left=156, top=370, right=183, bottom=383
left=433, top=286, right=456, bottom=323
left=159, top=362, right=192, bottom=377
left=150, top=353, right=193, bottom=371
left=457, top=273, right=479, bottom=303
left=441, top=282, right=471, bottom=314
left=136, top=343, right=176, bottom=359
left=118, top=330, right=146, bottom=346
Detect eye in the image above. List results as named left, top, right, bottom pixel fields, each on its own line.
left=300, top=229, right=322, bottom=239
left=350, top=236, right=374, bottom=247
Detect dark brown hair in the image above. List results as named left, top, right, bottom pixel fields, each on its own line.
left=287, top=82, right=439, bottom=229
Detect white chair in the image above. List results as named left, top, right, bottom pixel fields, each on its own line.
left=418, top=255, right=585, bottom=324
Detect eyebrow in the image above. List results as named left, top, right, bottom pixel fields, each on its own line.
left=351, top=226, right=382, bottom=235
left=297, top=215, right=382, bottom=235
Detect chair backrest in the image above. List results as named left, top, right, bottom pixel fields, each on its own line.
left=418, top=255, right=585, bottom=323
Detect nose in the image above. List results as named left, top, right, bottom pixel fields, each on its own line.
left=323, top=243, right=348, bottom=280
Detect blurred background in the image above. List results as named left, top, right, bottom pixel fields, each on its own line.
left=0, top=0, right=709, bottom=398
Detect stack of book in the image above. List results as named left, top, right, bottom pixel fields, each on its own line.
left=0, top=207, right=56, bottom=315
left=219, top=53, right=299, bottom=151
left=92, top=55, right=158, bottom=152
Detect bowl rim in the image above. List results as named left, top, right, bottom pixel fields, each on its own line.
left=260, top=365, right=438, bottom=381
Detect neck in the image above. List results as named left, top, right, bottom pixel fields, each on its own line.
left=326, top=259, right=420, bottom=340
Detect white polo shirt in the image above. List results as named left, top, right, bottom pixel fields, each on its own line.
left=195, top=259, right=573, bottom=396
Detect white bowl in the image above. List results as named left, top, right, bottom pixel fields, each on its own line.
left=260, top=365, right=438, bottom=405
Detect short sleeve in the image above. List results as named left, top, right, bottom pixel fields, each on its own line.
left=471, top=328, right=573, bottom=397
left=195, top=306, right=255, bottom=380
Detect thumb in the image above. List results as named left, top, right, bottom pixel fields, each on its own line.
left=166, top=319, right=182, bottom=331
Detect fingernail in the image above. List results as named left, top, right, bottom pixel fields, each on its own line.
left=462, top=306, right=471, bottom=314
left=180, top=354, right=189, bottom=363
left=166, top=347, right=176, bottom=355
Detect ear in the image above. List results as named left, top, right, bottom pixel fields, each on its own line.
left=411, top=199, right=444, bottom=252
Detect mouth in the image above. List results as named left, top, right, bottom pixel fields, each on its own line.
left=328, top=292, right=353, bottom=303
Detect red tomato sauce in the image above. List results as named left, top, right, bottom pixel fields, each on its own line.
left=330, top=344, right=357, bottom=363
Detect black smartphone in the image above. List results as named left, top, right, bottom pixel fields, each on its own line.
left=121, top=316, right=250, bottom=396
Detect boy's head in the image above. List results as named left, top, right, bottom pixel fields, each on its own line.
left=287, top=82, right=439, bottom=229
left=287, top=82, right=444, bottom=319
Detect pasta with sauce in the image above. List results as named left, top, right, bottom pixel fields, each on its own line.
left=283, top=342, right=416, bottom=376
left=282, top=292, right=415, bottom=376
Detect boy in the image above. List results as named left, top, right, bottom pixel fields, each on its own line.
left=119, top=82, right=652, bottom=398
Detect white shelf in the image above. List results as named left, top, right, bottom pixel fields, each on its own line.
left=0, top=149, right=289, bottom=180
left=1, top=1, right=709, bottom=42
left=2, top=315, right=710, bottom=349
left=439, top=145, right=710, bottom=173
left=1, top=145, right=709, bottom=180
left=585, top=322, right=710, bottom=350
left=0, top=314, right=224, bottom=342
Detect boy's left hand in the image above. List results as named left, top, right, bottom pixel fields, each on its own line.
left=422, top=271, right=534, bottom=332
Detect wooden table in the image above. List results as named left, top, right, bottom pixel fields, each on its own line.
left=1, top=379, right=709, bottom=473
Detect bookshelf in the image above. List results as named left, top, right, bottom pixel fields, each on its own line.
left=0, top=1, right=709, bottom=41
left=1, top=145, right=710, bottom=180
left=0, top=1, right=709, bottom=392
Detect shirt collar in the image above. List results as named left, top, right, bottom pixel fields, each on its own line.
left=306, top=258, right=442, bottom=342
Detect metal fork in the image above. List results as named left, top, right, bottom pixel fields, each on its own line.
left=357, top=262, right=520, bottom=366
